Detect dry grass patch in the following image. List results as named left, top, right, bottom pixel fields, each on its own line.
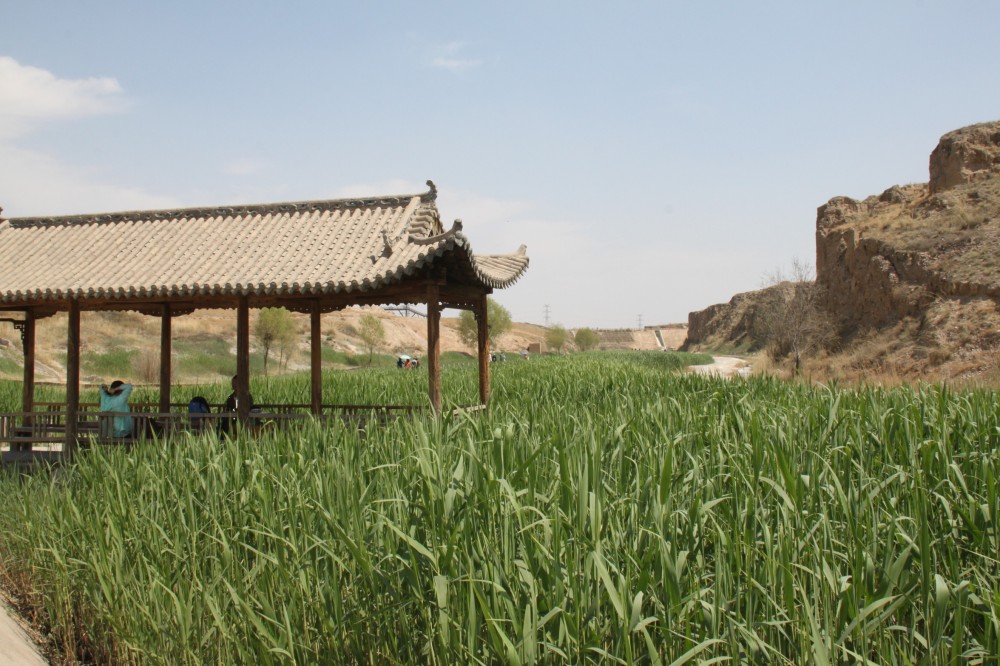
left=844, top=179, right=1000, bottom=289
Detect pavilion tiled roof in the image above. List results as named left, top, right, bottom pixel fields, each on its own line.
left=0, top=181, right=528, bottom=308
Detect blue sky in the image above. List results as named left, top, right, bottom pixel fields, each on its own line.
left=2, top=1, right=999, bottom=327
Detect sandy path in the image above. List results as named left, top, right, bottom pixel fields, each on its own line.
left=0, top=598, right=46, bottom=665
left=688, top=356, right=751, bottom=378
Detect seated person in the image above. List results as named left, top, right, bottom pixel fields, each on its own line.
left=99, top=380, right=134, bottom=438
left=188, top=396, right=212, bottom=433
left=220, top=375, right=255, bottom=436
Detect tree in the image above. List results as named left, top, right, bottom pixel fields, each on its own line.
left=276, top=322, right=299, bottom=371
left=255, top=307, right=295, bottom=375
left=358, top=314, right=386, bottom=366
left=753, top=259, right=836, bottom=372
left=575, top=327, right=601, bottom=352
left=457, top=298, right=513, bottom=350
left=545, top=324, right=569, bottom=353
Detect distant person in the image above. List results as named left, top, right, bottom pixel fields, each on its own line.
left=188, top=396, right=211, bottom=433
left=220, top=375, right=254, bottom=436
left=99, top=380, right=134, bottom=438
left=397, top=357, right=404, bottom=369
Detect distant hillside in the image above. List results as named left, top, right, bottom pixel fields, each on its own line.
left=0, top=307, right=549, bottom=385
left=687, top=121, right=1000, bottom=382
left=581, top=326, right=687, bottom=351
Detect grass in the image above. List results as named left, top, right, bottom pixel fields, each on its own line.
left=0, top=356, right=21, bottom=375
left=839, top=179, right=1000, bottom=288
left=442, top=351, right=476, bottom=364
left=321, top=348, right=401, bottom=368
left=175, top=339, right=237, bottom=381
left=0, top=351, right=997, bottom=664
left=81, top=349, right=136, bottom=378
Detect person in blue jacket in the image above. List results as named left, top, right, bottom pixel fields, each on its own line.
left=99, top=380, right=134, bottom=438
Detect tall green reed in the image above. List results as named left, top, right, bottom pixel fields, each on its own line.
left=0, top=352, right=996, bottom=664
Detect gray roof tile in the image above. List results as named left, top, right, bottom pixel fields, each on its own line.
left=0, top=183, right=528, bottom=308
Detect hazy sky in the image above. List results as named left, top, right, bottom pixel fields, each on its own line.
left=2, top=1, right=999, bottom=328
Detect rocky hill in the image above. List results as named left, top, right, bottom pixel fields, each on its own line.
left=685, top=289, right=766, bottom=351
left=687, top=120, right=1000, bottom=381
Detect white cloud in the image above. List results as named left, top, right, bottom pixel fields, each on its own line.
left=0, top=57, right=174, bottom=216
left=0, top=56, right=126, bottom=139
left=222, top=158, right=268, bottom=177
left=430, top=42, right=482, bottom=72
left=436, top=188, right=531, bottom=240
left=430, top=186, right=770, bottom=327
left=331, top=179, right=429, bottom=199
left=0, top=144, right=178, bottom=216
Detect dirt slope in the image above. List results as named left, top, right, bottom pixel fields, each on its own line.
left=0, top=307, right=550, bottom=383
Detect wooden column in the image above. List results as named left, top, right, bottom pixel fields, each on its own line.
left=236, top=296, right=251, bottom=422
left=476, top=294, right=491, bottom=406
left=159, top=304, right=172, bottom=414
left=426, top=285, right=442, bottom=414
left=20, top=314, right=36, bottom=412
left=310, top=301, right=322, bottom=415
left=65, top=300, right=81, bottom=459
left=18, top=313, right=36, bottom=452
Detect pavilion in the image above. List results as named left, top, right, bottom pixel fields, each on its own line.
left=0, top=181, right=528, bottom=460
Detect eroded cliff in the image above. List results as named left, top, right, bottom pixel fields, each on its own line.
left=688, top=121, right=1000, bottom=380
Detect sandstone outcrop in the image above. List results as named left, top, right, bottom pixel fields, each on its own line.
left=929, top=121, right=1000, bottom=194
left=687, top=121, right=1000, bottom=378
left=686, top=291, right=756, bottom=349
left=816, top=122, right=1000, bottom=335
left=685, top=285, right=784, bottom=350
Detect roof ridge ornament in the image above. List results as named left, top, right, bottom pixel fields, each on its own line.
left=420, top=180, right=438, bottom=203
left=407, top=218, right=463, bottom=245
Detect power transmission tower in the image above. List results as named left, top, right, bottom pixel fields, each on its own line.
left=543, top=304, right=551, bottom=327
left=637, top=314, right=643, bottom=329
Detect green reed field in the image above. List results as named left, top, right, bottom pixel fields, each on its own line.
left=0, top=352, right=997, bottom=664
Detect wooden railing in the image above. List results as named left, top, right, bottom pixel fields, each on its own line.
left=1, top=401, right=483, bottom=467
left=31, top=401, right=428, bottom=416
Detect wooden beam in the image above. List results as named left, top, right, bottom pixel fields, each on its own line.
left=476, top=294, right=491, bottom=406
left=310, top=301, right=322, bottom=415
left=0, top=276, right=492, bottom=319
left=159, top=303, right=172, bottom=413
left=236, top=296, right=251, bottom=423
left=65, top=300, right=81, bottom=459
left=426, top=285, right=442, bottom=414
left=19, top=312, right=35, bottom=452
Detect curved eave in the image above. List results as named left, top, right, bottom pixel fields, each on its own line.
left=399, top=219, right=529, bottom=290
left=436, top=231, right=530, bottom=290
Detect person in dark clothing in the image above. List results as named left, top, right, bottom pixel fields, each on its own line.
left=220, top=375, right=254, bottom=437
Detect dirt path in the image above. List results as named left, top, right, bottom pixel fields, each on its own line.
left=0, top=597, right=46, bottom=665
left=688, top=356, right=751, bottom=378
